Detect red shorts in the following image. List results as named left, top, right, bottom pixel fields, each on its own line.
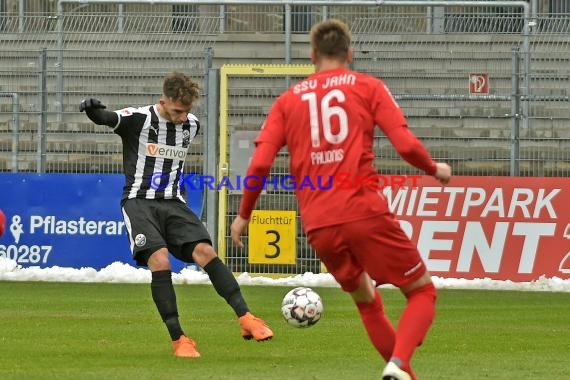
left=307, top=213, right=426, bottom=292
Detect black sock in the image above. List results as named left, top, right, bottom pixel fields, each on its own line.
left=203, top=257, right=250, bottom=317
left=151, top=270, right=184, bottom=341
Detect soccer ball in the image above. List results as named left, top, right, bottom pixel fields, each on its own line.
left=281, top=287, right=323, bottom=328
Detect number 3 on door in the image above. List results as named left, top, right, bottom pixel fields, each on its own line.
left=248, top=210, right=297, bottom=265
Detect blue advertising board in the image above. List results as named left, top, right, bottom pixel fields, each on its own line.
left=0, top=173, right=203, bottom=271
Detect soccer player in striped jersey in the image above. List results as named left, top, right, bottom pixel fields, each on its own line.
left=231, top=20, right=452, bottom=380
left=80, top=71, right=273, bottom=358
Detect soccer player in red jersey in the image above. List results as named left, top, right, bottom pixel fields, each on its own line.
left=231, top=19, right=452, bottom=380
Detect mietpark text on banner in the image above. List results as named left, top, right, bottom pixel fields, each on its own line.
left=386, top=176, right=570, bottom=281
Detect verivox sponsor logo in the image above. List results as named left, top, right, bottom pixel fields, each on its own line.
left=148, top=171, right=422, bottom=191
left=146, top=143, right=187, bottom=160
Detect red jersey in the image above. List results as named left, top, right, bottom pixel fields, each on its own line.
left=241, top=67, right=436, bottom=233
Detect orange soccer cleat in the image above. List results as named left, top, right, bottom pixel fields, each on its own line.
left=239, top=312, right=274, bottom=342
left=172, top=335, right=201, bottom=358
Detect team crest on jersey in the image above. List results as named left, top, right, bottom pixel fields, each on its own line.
left=182, top=129, right=191, bottom=147
left=134, top=234, right=147, bottom=247
left=118, top=107, right=134, bottom=117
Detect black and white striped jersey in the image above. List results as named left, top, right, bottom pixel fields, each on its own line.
left=112, top=105, right=200, bottom=204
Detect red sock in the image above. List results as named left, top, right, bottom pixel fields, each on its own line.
left=356, top=291, right=395, bottom=362
left=391, top=283, right=437, bottom=377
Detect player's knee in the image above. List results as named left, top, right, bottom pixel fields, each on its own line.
left=147, top=248, right=171, bottom=271
left=191, top=242, right=217, bottom=267
left=355, top=290, right=383, bottom=313
left=350, top=286, right=376, bottom=304
left=348, top=272, right=377, bottom=304
left=401, top=272, right=432, bottom=296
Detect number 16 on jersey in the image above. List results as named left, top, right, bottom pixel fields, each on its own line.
left=248, top=210, right=297, bottom=265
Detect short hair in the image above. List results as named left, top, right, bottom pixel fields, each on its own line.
left=163, top=71, right=200, bottom=106
left=310, top=19, right=351, bottom=60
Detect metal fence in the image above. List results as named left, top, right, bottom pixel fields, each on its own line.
left=0, top=1, right=560, bottom=34
left=0, top=4, right=219, bottom=174
left=1, top=2, right=569, bottom=175
left=351, top=13, right=570, bottom=178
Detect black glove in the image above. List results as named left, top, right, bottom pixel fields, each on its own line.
left=79, top=98, right=106, bottom=112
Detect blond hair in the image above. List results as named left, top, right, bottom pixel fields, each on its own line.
left=163, top=71, right=200, bottom=106
left=310, top=19, right=351, bottom=60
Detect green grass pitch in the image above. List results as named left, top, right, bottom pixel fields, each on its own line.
left=0, top=281, right=568, bottom=379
